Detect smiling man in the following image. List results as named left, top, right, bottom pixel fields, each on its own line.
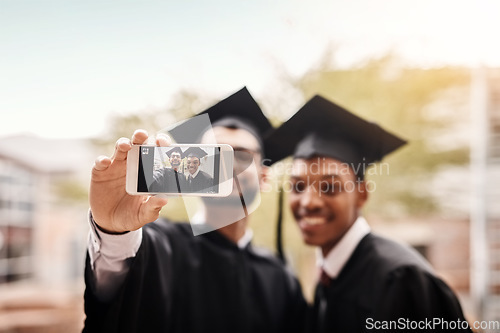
left=181, top=146, right=213, bottom=193
left=167, top=147, right=182, bottom=171
left=266, top=95, right=471, bottom=332
left=84, top=88, right=306, bottom=333
left=150, top=146, right=185, bottom=193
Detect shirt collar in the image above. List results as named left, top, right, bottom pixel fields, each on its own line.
left=317, top=216, right=371, bottom=279
left=237, top=228, right=253, bottom=249
left=188, top=167, right=200, bottom=179
left=189, top=206, right=252, bottom=249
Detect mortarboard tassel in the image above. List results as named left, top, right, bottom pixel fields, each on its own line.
left=276, top=183, right=286, bottom=264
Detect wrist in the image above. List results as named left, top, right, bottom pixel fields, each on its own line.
left=95, top=222, right=129, bottom=235
left=90, top=211, right=129, bottom=235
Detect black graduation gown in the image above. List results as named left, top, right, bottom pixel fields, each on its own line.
left=184, top=170, right=214, bottom=193
left=310, top=233, right=472, bottom=333
left=150, top=168, right=186, bottom=193
left=84, top=220, right=306, bottom=333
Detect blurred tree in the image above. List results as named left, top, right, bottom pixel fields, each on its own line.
left=54, top=179, right=88, bottom=204
left=91, top=89, right=214, bottom=154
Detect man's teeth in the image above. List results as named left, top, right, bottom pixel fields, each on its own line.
left=303, top=217, right=325, bottom=225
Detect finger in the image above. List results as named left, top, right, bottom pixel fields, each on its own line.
left=112, top=137, right=132, bottom=161
left=93, top=155, right=112, bottom=171
left=139, top=196, right=169, bottom=223
left=132, top=129, right=149, bottom=145
left=156, top=133, right=172, bottom=147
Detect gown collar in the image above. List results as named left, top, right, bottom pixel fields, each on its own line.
left=202, top=227, right=253, bottom=250
left=187, top=168, right=200, bottom=179
left=237, top=228, right=253, bottom=249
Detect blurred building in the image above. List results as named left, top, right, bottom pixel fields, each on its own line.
left=395, top=67, right=500, bottom=326
left=0, top=135, right=93, bottom=332
left=328, top=67, right=499, bottom=329
left=372, top=67, right=500, bottom=326
left=470, top=67, right=500, bottom=326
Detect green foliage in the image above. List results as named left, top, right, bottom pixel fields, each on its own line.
left=91, top=89, right=213, bottom=154
left=53, top=179, right=88, bottom=203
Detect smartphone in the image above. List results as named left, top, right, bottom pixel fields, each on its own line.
left=126, top=144, right=233, bottom=196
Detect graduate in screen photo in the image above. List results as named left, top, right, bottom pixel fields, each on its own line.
left=149, top=146, right=186, bottom=193
left=181, top=146, right=214, bottom=193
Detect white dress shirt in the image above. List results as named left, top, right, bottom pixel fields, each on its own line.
left=317, top=216, right=371, bottom=279
left=87, top=210, right=142, bottom=300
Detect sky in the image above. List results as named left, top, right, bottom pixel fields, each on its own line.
left=1, top=0, right=500, bottom=139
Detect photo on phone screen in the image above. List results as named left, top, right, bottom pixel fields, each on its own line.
left=137, top=146, right=222, bottom=194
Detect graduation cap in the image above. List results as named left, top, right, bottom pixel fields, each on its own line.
left=167, top=87, right=273, bottom=157
left=165, top=147, right=183, bottom=158
left=267, top=95, right=406, bottom=264
left=266, top=95, right=407, bottom=173
left=182, top=147, right=208, bottom=159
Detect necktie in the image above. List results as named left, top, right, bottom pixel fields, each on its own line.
left=319, top=268, right=331, bottom=287
left=317, top=268, right=330, bottom=332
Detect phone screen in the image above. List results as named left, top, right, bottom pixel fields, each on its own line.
left=137, top=146, right=221, bottom=194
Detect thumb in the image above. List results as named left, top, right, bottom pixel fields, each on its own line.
left=139, top=196, right=169, bottom=224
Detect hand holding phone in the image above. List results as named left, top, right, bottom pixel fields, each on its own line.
left=89, top=130, right=169, bottom=233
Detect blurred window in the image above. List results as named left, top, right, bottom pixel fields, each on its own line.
left=0, top=159, right=34, bottom=284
